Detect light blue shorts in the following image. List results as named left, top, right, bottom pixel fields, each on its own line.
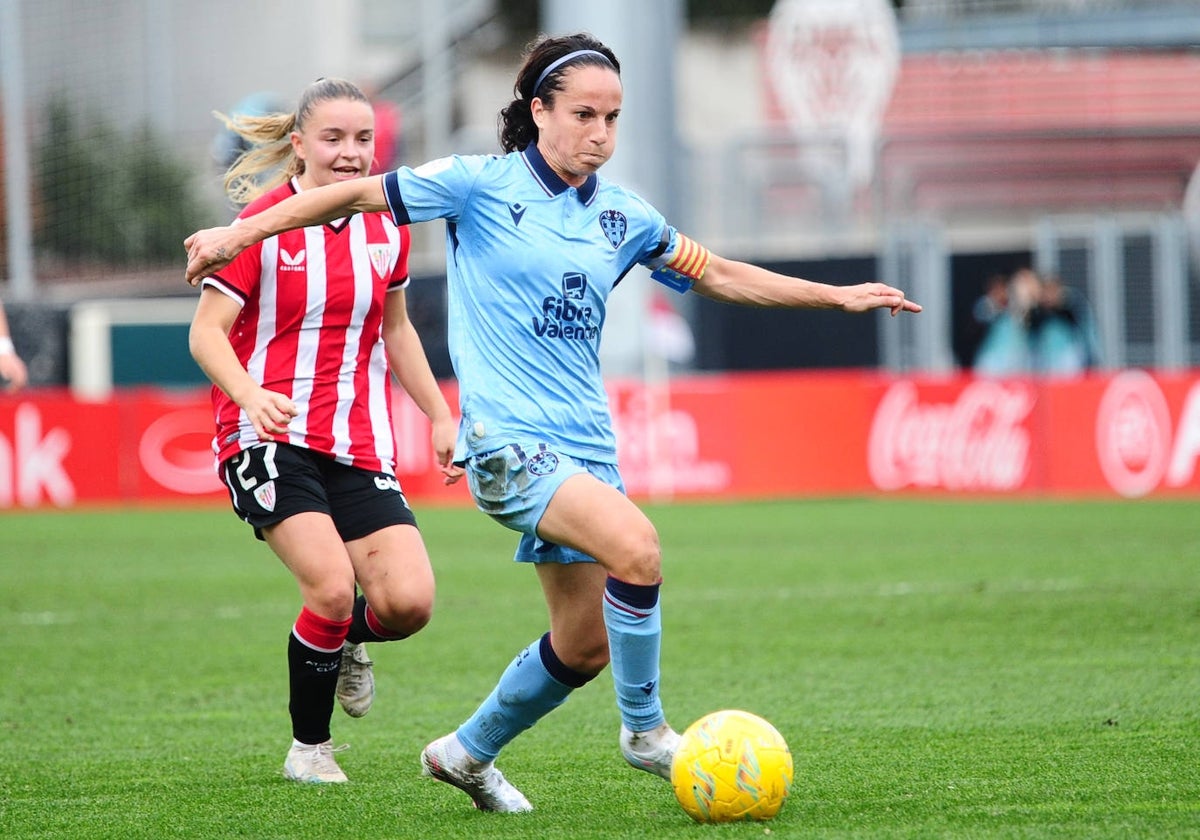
left=464, top=443, right=624, bottom=564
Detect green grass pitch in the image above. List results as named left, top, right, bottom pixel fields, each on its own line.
left=1, top=498, right=1197, bottom=839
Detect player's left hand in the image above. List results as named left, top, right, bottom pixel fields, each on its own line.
left=431, top=416, right=464, bottom=485
left=841, top=282, right=922, bottom=316
left=441, top=461, right=466, bottom=485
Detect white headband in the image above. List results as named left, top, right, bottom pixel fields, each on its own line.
left=533, top=49, right=612, bottom=96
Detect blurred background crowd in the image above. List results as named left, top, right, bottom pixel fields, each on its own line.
left=967, top=267, right=1102, bottom=377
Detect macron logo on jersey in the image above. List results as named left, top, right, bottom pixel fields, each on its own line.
left=508, top=203, right=527, bottom=227
left=279, top=248, right=306, bottom=272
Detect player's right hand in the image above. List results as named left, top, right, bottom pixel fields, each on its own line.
left=239, top=387, right=299, bottom=438
left=184, top=226, right=242, bottom=287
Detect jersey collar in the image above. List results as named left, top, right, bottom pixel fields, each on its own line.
left=521, top=144, right=598, bottom=205
left=291, top=176, right=350, bottom=231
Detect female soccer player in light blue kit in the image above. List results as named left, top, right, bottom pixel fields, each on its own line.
left=186, top=33, right=921, bottom=812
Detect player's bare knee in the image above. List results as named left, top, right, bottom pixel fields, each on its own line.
left=372, top=595, right=433, bottom=636
left=307, top=584, right=355, bottom=621
left=395, top=600, right=433, bottom=635
left=609, top=528, right=662, bottom=585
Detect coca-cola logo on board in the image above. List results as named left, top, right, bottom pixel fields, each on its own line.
left=1094, top=370, right=1173, bottom=498
left=868, top=380, right=1034, bottom=491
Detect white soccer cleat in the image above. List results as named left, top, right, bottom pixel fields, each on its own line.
left=283, top=740, right=349, bottom=784
left=420, top=732, right=533, bottom=813
left=620, top=722, right=681, bottom=780
left=336, top=642, right=374, bottom=718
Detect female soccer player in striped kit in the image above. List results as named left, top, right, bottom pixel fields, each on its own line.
left=186, top=36, right=920, bottom=810
left=188, top=78, right=460, bottom=784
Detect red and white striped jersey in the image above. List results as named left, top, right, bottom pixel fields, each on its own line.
left=201, top=178, right=412, bottom=474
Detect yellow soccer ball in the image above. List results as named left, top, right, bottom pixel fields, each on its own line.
left=669, top=709, right=793, bottom=823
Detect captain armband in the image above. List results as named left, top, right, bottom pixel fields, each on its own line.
left=650, top=234, right=711, bottom=292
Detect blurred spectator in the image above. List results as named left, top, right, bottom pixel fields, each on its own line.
left=210, top=91, right=288, bottom=170
left=972, top=268, right=1100, bottom=378
left=369, top=94, right=402, bottom=175
left=973, top=267, right=1038, bottom=376
left=648, top=288, right=695, bottom=367
left=965, top=272, right=1008, bottom=367
left=1029, top=274, right=1101, bottom=376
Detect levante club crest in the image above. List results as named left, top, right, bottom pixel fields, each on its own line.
left=599, top=209, right=627, bottom=248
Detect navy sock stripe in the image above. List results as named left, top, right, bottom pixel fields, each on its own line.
left=605, top=576, right=660, bottom=610
left=538, top=632, right=594, bottom=688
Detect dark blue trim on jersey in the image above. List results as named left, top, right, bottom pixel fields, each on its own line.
left=649, top=227, right=670, bottom=260
left=613, top=259, right=638, bottom=289
left=381, top=170, right=411, bottom=226
left=612, top=226, right=671, bottom=289
left=520, top=144, right=598, bottom=205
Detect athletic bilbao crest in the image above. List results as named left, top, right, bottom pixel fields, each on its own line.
left=367, top=244, right=392, bottom=277
left=599, top=209, right=627, bottom=248
left=253, top=480, right=277, bottom=512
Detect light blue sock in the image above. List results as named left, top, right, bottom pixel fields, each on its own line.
left=456, top=636, right=580, bottom=762
left=603, top=577, right=665, bottom=732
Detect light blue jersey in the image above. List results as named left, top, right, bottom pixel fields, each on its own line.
left=382, top=144, right=689, bottom=464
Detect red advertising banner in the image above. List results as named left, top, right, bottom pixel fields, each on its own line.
left=2, top=370, right=1199, bottom=510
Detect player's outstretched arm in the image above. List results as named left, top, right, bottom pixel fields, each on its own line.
left=184, top=176, right=390, bottom=286
left=693, top=253, right=921, bottom=316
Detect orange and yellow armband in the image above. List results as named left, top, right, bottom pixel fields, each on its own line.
left=650, top=233, right=711, bottom=292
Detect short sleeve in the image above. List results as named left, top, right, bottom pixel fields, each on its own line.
left=383, top=155, right=488, bottom=227
left=205, top=222, right=264, bottom=307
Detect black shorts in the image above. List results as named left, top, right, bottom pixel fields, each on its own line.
left=221, top=442, right=417, bottom=542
